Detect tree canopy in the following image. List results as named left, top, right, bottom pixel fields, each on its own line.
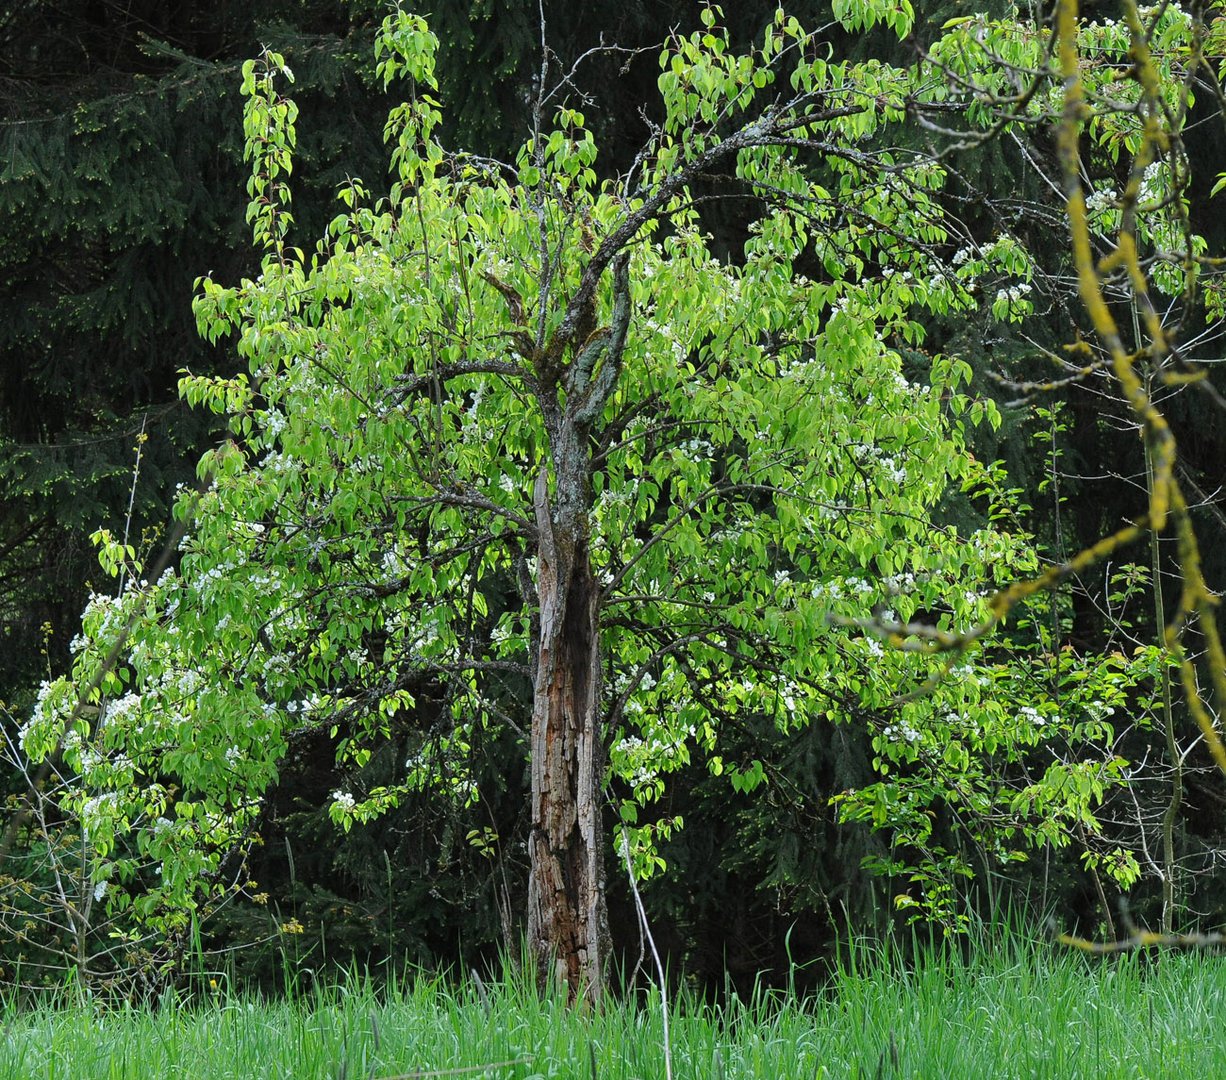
left=10, top=0, right=1226, bottom=996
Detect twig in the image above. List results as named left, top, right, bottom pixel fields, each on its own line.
left=619, top=827, right=673, bottom=1080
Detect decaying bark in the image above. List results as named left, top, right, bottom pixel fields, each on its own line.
left=527, top=465, right=608, bottom=1004
left=525, top=254, right=631, bottom=1005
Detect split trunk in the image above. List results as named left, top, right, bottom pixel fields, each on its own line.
left=526, top=444, right=608, bottom=1005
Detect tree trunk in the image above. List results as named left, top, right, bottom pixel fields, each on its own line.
left=527, top=458, right=608, bottom=1005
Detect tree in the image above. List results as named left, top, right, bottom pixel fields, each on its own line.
left=28, top=1, right=1179, bottom=997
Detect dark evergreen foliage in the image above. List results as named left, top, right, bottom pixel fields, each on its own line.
left=0, top=0, right=391, bottom=698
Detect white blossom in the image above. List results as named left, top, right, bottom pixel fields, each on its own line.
left=1019, top=705, right=1044, bottom=727
left=994, top=282, right=1032, bottom=304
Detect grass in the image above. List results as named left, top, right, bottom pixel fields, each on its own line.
left=3, top=935, right=1226, bottom=1078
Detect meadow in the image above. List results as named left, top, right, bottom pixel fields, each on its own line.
left=3, top=935, right=1224, bottom=1079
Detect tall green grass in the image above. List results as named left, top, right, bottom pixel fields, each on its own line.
left=3, top=935, right=1224, bottom=1078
